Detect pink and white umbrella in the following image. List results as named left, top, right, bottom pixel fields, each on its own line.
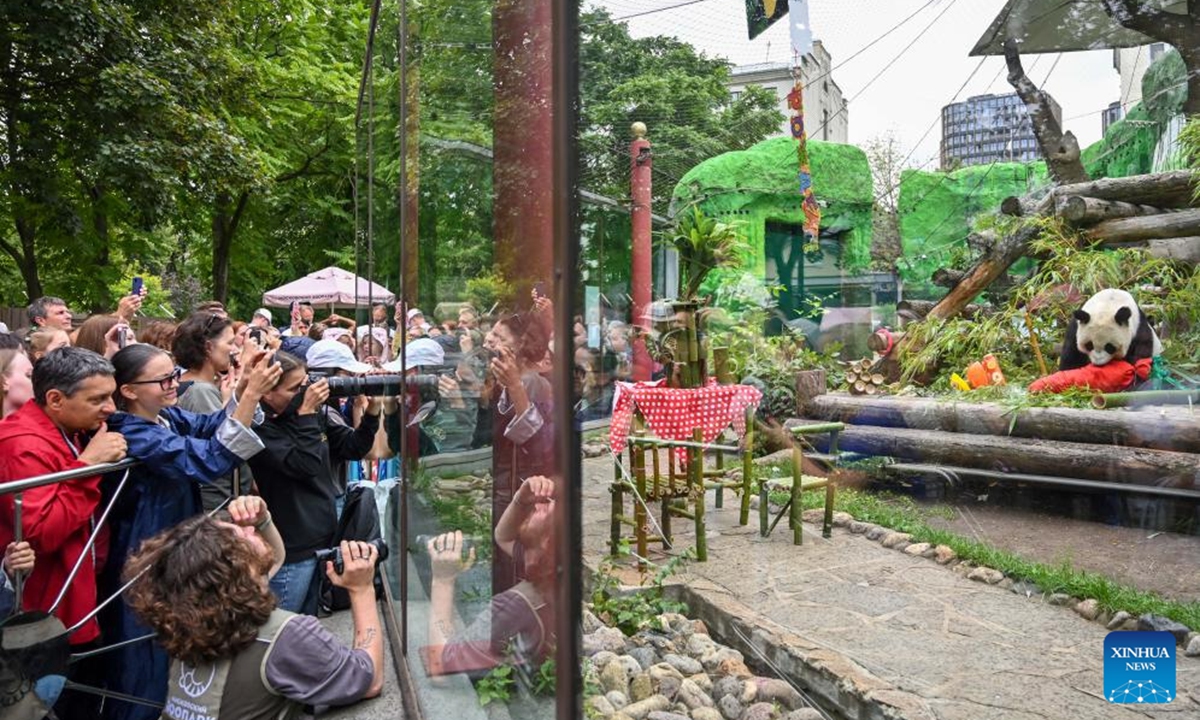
left=261, top=266, right=395, bottom=308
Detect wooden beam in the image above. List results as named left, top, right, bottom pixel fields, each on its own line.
left=1087, top=208, right=1200, bottom=244
left=789, top=418, right=1200, bottom=488
left=1056, top=195, right=1164, bottom=225
left=1053, top=171, right=1198, bottom=209
left=806, top=393, right=1200, bottom=454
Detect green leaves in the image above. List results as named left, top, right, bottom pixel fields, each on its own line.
left=665, top=206, right=747, bottom=301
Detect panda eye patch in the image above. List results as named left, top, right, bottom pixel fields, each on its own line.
left=1084, top=341, right=1094, bottom=351
left=1105, top=343, right=1117, bottom=354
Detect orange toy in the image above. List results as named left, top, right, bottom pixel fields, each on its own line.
left=961, top=354, right=1006, bottom=390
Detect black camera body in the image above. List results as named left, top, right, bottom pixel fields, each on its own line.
left=314, top=537, right=390, bottom=575
left=412, top=534, right=477, bottom=561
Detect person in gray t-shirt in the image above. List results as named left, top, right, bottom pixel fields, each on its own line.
left=175, top=311, right=255, bottom=509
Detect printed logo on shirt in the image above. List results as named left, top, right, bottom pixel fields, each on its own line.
left=178, top=663, right=217, bottom=698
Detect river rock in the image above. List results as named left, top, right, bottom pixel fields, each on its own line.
left=848, top=521, right=872, bottom=534
left=967, top=567, right=1004, bottom=584
left=629, top=646, right=660, bottom=671
left=1186, top=634, right=1200, bottom=657
left=631, top=674, right=655, bottom=703
left=624, top=695, right=671, bottom=720
left=602, top=661, right=631, bottom=696
left=740, top=702, right=778, bottom=720
left=686, top=633, right=718, bottom=658
left=831, top=511, right=853, bottom=527
left=717, top=695, right=744, bottom=720
left=702, top=647, right=744, bottom=672
left=607, top=691, right=630, bottom=709
left=738, top=679, right=757, bottom=704
left=592, top=651, right=620, bottom=671
left=712, top=676, right=744, bottom=701
left=753, top=678, right=802, bottom=710
left=588, top=695, right=617, bottom=717
left=663, top=653, right=704, bottom=676
left=1137, top=614, right=1192, bottom=644
left=649, top=663, right=686, bottom=685
left=691, top=709, right=723, bottom=720
left=586, top=626, right=629, bottom=655
left=933, top=545, right=957, bottom=564
left=647, top=712, right=691, bottom=720
left=881, top=532, right=911, bottom=548
left=692, top=619, right=710, bottom=636
left=584, top=608, right=606, bottom=634
left=717, top=658, right=753, bottom=679
left=1047, top=593, right=1072, bottom=606
left=615, top=655, right=645, bottom=679
left=676, top=679, right=714, bottom=710
left=1074, top=599, right=1100, bottom=621
left=864, top=526, right=887, bottom=541
left=688, top=673, right=712, bottom=694
left=783, top=710, right=823, bottom=720
left=903, top=542, right=931, bottom=556
left=1010, top=580, right=1040, bottom=598
left=658, top=675, right=682, bottom=702
left=661, top=613, right=692, bottom=635
left=1107, top=611, right=1135, bottom=631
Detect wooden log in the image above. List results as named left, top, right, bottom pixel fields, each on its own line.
left=806, top=393, right=1200, bottom=454
left=931, top=267, right=966, bottom=288
left=1101, top=236, right=1200, bottom=264
left=897, top=299, right=991, bottom=320
left=1087, top=208, right=1200, bottom=244
left=1053, top=171, right=1199, bottom=209
left=868, top=330, right=903, bottom=354
left=794, top=369, right=826, bottom=415
left=1000, top=195, right=1033, bottom=217
left=1056, top=195, right=1164, bottom=225
left=787, top=417, right=1200, bottom=488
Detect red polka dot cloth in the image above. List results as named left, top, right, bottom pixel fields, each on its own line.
left=609, top=379, right=763, bottom=465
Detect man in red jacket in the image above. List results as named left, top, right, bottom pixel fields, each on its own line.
left=0, top=346, right=127, bottom=715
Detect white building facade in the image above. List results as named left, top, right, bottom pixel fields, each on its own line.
left=1113, top=43, right=1170, bottom=110
left=725, top=40, right=849, bottom=144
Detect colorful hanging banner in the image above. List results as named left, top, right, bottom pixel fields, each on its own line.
left=745, top=0, right=789, bottom=40
left=788, top=0, right=819, bottom=241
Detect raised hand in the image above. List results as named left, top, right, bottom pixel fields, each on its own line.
left=79, top=422, right=128, bottom=465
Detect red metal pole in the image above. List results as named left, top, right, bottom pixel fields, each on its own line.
left=630, top=122, right=652, bottom=382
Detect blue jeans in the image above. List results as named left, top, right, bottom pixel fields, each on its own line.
left=270, top=558, right=319, bottom=615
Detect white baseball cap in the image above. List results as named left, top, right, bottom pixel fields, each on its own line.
left=382, top=338, right=444, bottom=372
left=253, top=308, right=272, bottom=322
left=406, top=308, right=424, bottom=322
left=306, top=339, right=373, bottom=374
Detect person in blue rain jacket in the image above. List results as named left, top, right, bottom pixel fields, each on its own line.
left=98, top=343, right=281, bottom=720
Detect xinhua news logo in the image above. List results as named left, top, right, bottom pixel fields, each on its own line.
left=1105, top=631, right=1175, bottom=704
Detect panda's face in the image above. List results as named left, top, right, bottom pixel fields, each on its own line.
left=1075, top=305, right=1134, bottom=367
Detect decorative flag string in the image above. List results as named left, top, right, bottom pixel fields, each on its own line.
left=787, top=0, right=821, bottom=244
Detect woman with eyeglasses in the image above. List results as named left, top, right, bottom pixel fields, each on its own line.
left=98, top=343, right=282, bottom=720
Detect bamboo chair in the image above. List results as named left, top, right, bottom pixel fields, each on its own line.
left=609, top=409, right=756, bottom=564
left=759, top=422, right=845, bottom=545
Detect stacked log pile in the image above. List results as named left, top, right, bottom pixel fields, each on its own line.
left=791, top=393, right=1200, bottom=493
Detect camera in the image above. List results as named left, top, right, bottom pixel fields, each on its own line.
left=248, top=327, right=264, bottom=344
left=314, top=538, right=389, bottom=575
left=413, top=534, right=478, bottom=561
left=310, top=370, right=452, bottom=398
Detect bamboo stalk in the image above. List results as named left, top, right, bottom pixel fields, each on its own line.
left=1093, top=389, right=1200, bottom=409
left=692, top=427, right=707, bottom=561
left=1025, top=312, right=1048, bottom=377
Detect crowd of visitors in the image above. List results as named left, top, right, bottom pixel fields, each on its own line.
left=0, top=285, right=636, bottom=718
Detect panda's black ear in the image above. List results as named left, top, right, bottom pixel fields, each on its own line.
left=1114, top=307, right=1132, bottom=326
left=1073, top=309, right=1091, bottom=324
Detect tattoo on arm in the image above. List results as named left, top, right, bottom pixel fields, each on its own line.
left=355, top=627, right=378, bottom=650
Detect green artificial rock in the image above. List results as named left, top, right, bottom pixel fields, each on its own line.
left=1081, top=48, right=1187, bottom=180
left=896, top=161, right=1048, bottom=295
left=670, top=136, right=874, bottom=275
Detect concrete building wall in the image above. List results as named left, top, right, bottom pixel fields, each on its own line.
left=939, top=92, right=1060, bottom=169
left=1114, top=43, right=1170, bottom=110
left=726, top=40, right=849, bottom=144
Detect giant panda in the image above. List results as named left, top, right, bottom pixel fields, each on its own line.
left=1059, top=288, right=1162, bottom=371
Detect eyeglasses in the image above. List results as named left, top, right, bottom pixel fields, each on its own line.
left=127, top=367, right=183, bottom=391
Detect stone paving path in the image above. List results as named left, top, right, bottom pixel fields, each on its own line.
left=582, top=456, right=1200, bottom=720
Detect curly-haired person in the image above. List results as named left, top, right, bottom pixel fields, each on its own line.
left=122, top=495, right=385, bottom=719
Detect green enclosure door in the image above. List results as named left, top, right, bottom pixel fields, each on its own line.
left=764, top=221, right=806, bottom=335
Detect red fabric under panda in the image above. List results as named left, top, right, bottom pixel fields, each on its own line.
left=1028, top=358, right=1153, bottom=394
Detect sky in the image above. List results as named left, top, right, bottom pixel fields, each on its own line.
left=591, top=0, right=1122, bottom=168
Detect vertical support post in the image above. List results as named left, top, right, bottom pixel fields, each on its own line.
left=739, top=408, right=754, bottom=526
left=692, top=428, right=707, bottom=561
left=14, top=492, right=23, bottom=609
left=759, top=473, right=769, bottom=537
left=654, top=448, right=672, bottom=548
left=714, top=447, right=724, bottom=509
left=630, top=123, right=653, bottom=382
left=610, top=459, right=622, bottom=557
left=791, top=438, right=804, bottom=546
left=632, top=429, right=648, bottom=570
left=824, top=430, right=839, bottom=539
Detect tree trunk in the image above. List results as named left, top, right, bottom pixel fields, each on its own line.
left=793, top=369, right=826, bottom=415
left=1049, top=171, right=1198, bottom=209
left=4, top=215, right=42, bottom=299
left=1056, top=196, right=1164, bottom=225
left=1087, top=208, right=1200, bottom=244
left=1101, top=236, right=1200, bottom=263
left=1101, top=0, right=1200, bottom=116
left=881, top=223, right=1041, bottom=384
left=212, top=190, right=250, bottom=305
left=1003, top=41, right=1089, bottom=185
left=790, top=418, right=1200, bottom=488
left=806, top=393, right=1200, bottom=454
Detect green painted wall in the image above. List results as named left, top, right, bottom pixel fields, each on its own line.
left=671, top=136, right=875, bottom=275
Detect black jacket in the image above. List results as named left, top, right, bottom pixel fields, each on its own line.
left=249, top=404, right=379, bottom=563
